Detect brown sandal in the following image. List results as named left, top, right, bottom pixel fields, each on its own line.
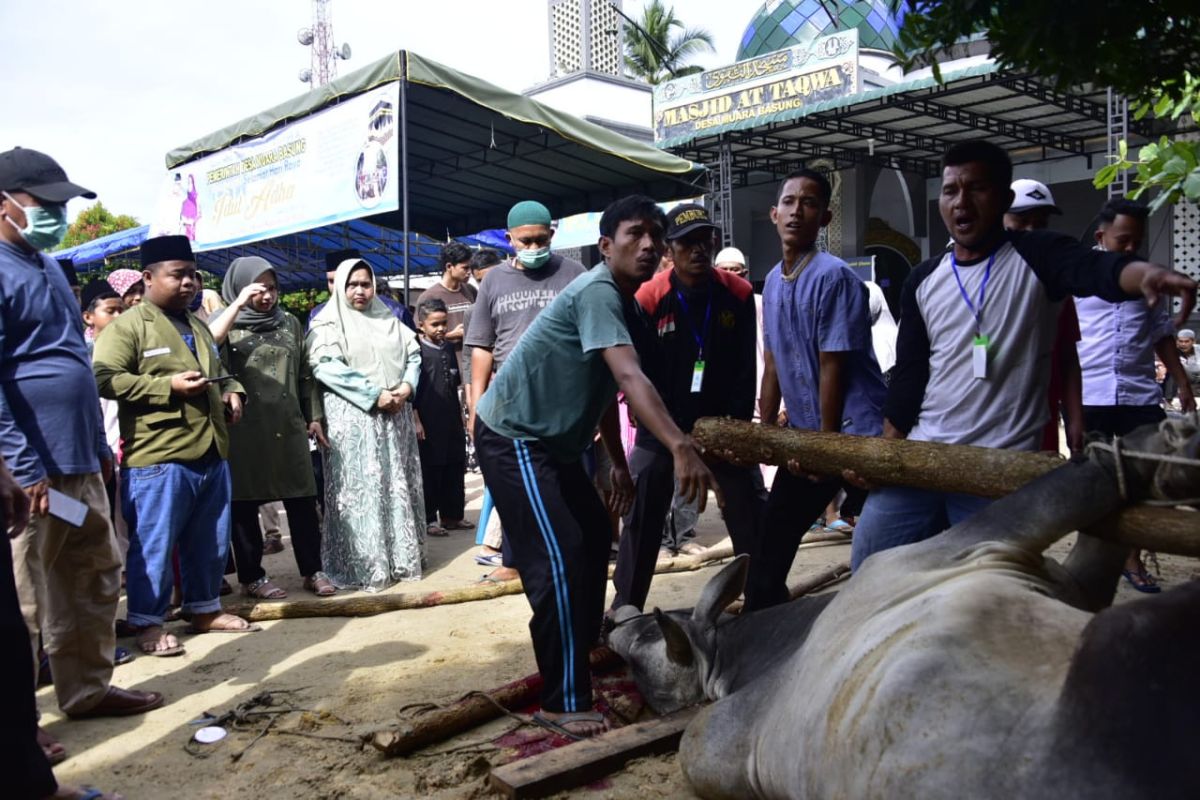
left=242, top=577, right=287, bottom=599
left=304, top=572, right=337, bottom=596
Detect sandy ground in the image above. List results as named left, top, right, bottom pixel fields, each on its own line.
left=44, top=472, right=1196, bottom=800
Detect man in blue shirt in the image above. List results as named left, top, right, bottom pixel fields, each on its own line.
left=0, top=147, right=164, bottom=724
left=755, top=168, right=887, bottom=610
left=473, top=195, right=719, bottom=739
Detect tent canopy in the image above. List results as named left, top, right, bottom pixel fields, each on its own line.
left=167, top=51, right=704, bottom=237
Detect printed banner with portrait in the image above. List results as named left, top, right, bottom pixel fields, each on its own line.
left=150, top=83, right=401, bottom=250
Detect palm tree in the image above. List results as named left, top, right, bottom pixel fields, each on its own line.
left=623, top=0, right=716, bottom=85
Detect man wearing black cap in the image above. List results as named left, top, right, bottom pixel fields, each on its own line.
left=94, top=235, right=254, bottom=658
left=611, top=203, right=763, bottom=612
left=0, top=147, right=164, bottom=732
left=307, top=249, right=415, bottom=331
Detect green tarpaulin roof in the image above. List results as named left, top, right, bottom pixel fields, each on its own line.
left=166, top=51, right=703, bottom=236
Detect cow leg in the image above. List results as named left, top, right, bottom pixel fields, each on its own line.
left=1036, top=579, right=1200, bottom=800
left=1059, top=532, right=1126, bottom=611
left=940, top=459, right=1125, bottom=556
left=680, top=696, right=761, bottom=800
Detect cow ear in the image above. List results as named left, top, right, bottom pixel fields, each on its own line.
left=693, top=554, right=750, bottom=627
left=654, top=608, right=694, bottom=667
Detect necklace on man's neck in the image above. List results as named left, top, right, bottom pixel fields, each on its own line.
left=782, top=247, right=817, bottom=282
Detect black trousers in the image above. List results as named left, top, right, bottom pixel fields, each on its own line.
left=612, top=441, right=766, bottom=611
left=229, top=497, right=323, bottom=585
left=743, top=469, right=850, bottom=611
left=1082, top=404, right=1166, bottom=437
left=420, top=455, right=466, bottom=524
left=1, top=528, right=57, bottom=799
left=474, top=418, right=609, bottom=714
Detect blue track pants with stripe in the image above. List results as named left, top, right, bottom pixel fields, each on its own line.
left=474, top=418, right=610, bottom=714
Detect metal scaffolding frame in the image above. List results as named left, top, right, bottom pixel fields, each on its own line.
left=666, top=70, right=1169, bottom=190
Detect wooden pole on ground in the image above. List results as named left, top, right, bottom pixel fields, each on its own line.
left=225, top=545, right=740, bottom=622
left=366, top=646, right=622, bottom=757
left=692, top=418, right=1200, bottom=557
left=488, top=708, right=700, bottom=799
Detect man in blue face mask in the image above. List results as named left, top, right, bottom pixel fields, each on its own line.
left=0, top=148, right=165, bottom=753
left=464, top=200, right=586, bottom=581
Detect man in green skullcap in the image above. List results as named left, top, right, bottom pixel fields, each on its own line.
left=465, top=200, right=586, bottom=580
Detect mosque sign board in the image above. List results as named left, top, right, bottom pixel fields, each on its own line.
left=150, top=83, right=400, bottom=251
left=652, top=29, right=859, bottom=145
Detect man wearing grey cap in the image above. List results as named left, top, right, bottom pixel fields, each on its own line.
left=0, top=148, right=164, bottom=759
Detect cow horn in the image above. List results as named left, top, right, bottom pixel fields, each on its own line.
left=654, top=608, right=694, bottom=667
left=693, top=554, right=750, bottom=627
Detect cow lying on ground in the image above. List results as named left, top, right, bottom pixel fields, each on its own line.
left=607, top=419, right=1199, bottom=800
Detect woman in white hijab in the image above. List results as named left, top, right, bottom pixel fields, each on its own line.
left=307, top=257, right=425, bottom=590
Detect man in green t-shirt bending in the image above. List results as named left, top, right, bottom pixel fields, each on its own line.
left=473, top=195, right=720, bottom=739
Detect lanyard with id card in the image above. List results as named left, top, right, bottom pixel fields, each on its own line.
left=675, top=287, right=711, bottom=393
left=950, top=252, right=994, bottom=380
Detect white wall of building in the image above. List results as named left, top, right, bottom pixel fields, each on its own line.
left=525, top=76, right=652, bottom=131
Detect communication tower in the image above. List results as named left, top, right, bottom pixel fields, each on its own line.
left=297, top=0, right=351, bottom=87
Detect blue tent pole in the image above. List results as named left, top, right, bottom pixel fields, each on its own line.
left=400, top=71, right=410, bottom=307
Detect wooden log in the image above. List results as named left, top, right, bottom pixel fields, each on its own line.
left=488, top=707, right=699, bottom=799
left=224, top=543, right=740, bottom=622
left=368, top=646, right=623, bottom=757
left=693, top=418, right=1200, bottom=557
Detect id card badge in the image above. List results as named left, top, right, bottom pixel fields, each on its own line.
left=972, top=335, right=990, bottom=380
left=690, top=360, right=706, bottom=393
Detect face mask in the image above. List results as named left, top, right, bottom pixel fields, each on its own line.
left=516, top=246, right=551, bottom=270
left=3, top=192, right=68, bottom=251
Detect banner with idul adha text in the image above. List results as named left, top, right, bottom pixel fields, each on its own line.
left=653, top=29, right=860, bottom=144
left=150, top=83, right=400, bottom=251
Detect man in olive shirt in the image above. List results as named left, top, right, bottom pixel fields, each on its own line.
left=94, top=235, right=255, bottom=658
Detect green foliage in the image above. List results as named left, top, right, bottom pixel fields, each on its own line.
left=1093, top=74, right=1200, bottom=209
left=891, top=1, right=1200, bottom=208
left=56, top=202, right=139, bottom=251
left=623, top=0, right=715, bottom=85
left=891, top=1, right=1200, bottom=107
left=279, top=288, right=327, bottom=319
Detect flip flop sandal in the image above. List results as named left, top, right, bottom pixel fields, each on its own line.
left=114, top=646, right=134, bottom=666
left=426, top=524, right=449, bottom=537
left=79, top=789, right=119, bottom=800
left=135, top=631, right=185, bottom=658
left=825, top=519, right=855, bottom=534
left=38, top=730, right=67, bottom=766
left=474, top=552, right=504, bottom=567
left=441, top=520, right=475, bottom=530
left=530, top=710, right=608, bottom=741
left=1121, top=569, right=1162, bottom=594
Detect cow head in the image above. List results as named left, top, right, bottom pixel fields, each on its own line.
left=1096, top=416, right=1200, bottom=505
left=606, top=555, right=749, bottom=714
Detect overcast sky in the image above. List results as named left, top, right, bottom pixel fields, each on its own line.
left=2, top=0, right=753, bottom=223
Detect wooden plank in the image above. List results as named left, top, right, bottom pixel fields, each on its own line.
left=488, top=708, right=699, bottom=799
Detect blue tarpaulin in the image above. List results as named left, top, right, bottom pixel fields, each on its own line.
left=54, top=218, right=510, bottom=291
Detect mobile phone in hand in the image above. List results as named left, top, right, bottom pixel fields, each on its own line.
left=206, top=374, right=234, bottom=384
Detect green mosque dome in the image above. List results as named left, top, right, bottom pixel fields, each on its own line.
left=737, top=0, right=904, bottom=60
